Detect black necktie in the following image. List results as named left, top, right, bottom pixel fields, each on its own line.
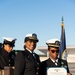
left=55, top=61, right=58, bottom=66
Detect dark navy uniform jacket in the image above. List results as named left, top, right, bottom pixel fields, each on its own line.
left=14, top=49, right=40, bottom=75
left=0, top=48, right=15, bottom=69
left=40, top=58, right=70, bottom=75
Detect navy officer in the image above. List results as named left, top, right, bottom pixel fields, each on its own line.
left=0, top=37, right=16, bottom=69
left=14, top=33, right=40, bottom=75
left=40, top=39, right=71, bottom=75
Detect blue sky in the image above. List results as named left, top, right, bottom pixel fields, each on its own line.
left=0, top=0, right=75, bottom=50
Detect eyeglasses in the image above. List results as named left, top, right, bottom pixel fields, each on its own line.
left=50, top=50, right=59, bottom=53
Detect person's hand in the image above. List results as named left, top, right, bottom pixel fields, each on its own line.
left=67, top=73, right=72, bottom=75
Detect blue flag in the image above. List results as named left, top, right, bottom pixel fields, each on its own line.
left=59, top=17, right=67, bottom=60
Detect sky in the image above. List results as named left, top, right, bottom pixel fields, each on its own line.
left=0, top=0, right=75, bottom=51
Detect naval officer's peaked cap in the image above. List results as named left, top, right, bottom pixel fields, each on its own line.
left=24, top=33, right=39, bottom=42
left=3, top=37, right=17, bottom=47
left=46, top=39, right=60, bottom=47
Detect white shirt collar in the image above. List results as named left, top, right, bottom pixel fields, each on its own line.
left=26, top=48, right=34, bottom=54
left=50, top=56, right=58, bottom=63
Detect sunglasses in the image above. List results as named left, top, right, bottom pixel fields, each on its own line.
left=50, top=50, right=59, bottom=53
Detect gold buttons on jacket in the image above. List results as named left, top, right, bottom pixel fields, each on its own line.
left=36, top=72, right=38, bottom=75
left=9, top=60, right=10, bottom=62
left=9, top=64, right=10, bottom=66
left=37, top=67, right=39, bottom=70
left=37, top=63, right=39, bottom=65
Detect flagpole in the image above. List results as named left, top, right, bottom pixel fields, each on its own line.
left=59, top=17, right=67, bottom=60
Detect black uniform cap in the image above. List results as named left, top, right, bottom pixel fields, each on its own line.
left=3, top=37, right=16, bottom=47
left=24, top=33, right=39, bottom=42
